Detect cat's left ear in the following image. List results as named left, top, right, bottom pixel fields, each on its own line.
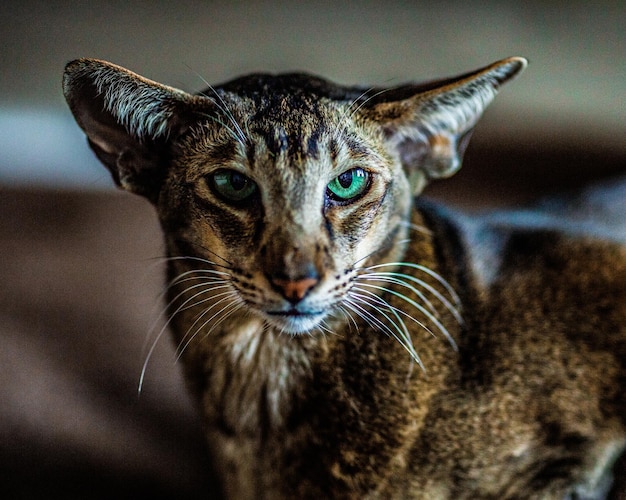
left=363, top=57, right=527, bottom=192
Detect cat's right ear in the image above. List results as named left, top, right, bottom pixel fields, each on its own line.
left=63, top=59, right=200, bottom=202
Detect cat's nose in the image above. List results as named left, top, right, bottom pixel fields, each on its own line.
left=271, top=277, right=318, bottom=303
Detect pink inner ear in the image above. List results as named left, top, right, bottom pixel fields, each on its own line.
left=90, top=136, right=113, bottom=154
left=84, top=117, right=122, bottom=154
left=428, top=134, right=453, bottom=159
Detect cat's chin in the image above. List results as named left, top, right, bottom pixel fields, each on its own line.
left=265, top=310, right=328, bottom=335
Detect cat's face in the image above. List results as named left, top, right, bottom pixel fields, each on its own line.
left=160, top=87, right=412, bottom=333
left=62, top=58, right=526, bottom=335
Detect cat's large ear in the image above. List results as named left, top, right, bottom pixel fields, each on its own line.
left=362, top=57, right=527, bottom=193
left=63, top=59, right=201, bottom=202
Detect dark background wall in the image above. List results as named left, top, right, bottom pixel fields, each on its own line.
left=1, top=0, right=625, bottom=197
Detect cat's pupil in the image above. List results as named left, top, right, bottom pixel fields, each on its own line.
left=230, top=172, right=248, bottom=191
left=210, top=169, right=257, bottom=203
left=338, top=171, right=354, bottom=189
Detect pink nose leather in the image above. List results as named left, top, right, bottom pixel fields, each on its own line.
left=272, top=277, right=318, bottom=302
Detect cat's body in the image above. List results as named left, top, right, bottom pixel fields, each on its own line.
left=63, top=57, right=626, bottom=499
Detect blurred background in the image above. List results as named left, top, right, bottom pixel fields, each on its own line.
left=2, top=0, right=625, bottom=195
left=1, top=1, right=625, bottom=498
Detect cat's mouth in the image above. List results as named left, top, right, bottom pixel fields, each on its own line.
left=265, top=308, right=327, bottom=334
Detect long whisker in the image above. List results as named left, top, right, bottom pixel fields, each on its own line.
left=142, top=276, right=228, bottom=351
left=354, top=281, right=458, bottom=351
left=171, top=241, right=235, bottom=269
left=140, top=258, right=230, bottom=344
left=399, top=220, right=432, bottom=235
left=174, top=289, right=240, bottom=358
left=347, top=87, right=395, bottom=119
left=366, top=262, right=462, bottom=308
left=177, top=297, right=243, bottom=359
left=198, top=113, right=247, bottom=151
left=344, top=296, right=423, bottom=369
left=142, top=254, right=228, bottom=287
left=164, top=252, right=233, bottom=271
left=341, top=86, right=375, bottom=122
left=198, top=91, right=247, bottom=147
left=316, top=319, right=337, bottom=337
left=138, top=281, right=231, bottom=393
left=347, top=292, right=414, bottom=353
left=350, top=285, right=435, bottom=337
left=338, top=304, right=359, bottom=333
left=359, top=271, right=463, bottom=324
left=199, top=97, right=247, bottom=148
left=358, top=274, right=440, bottom=318
left=187, top=66, right=248, bottom=147
left=167, top=269, right=231, bottom=287
left=349, top=288, right=416, bottom=349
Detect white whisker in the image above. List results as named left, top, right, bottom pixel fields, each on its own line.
left=316, top=320, right=337, bottom=337
left=366, top=262, right=462, bottom=309
left=188, top=66, right=248, bottom=147
left=358, top=274, right=440, bottom=318
left=354, top=281, right=457, bottom=351
left=174, top=290, right=240, bottom=357
left=176, top=294, right=243, bottom=360
left=163, top=254, right=233, bottom=271
left=199, top=113, right=247, bottom=151
left=399, top=220, right=432, bottom=235
left=359, top=271, right=463, bottom=325
left=338, top=305, right=359, bottom=333
left=138, top=281, right=231, bottom=394
left=350, top=285, right=435, bottom=337
left=347, top=87, right=394, bottom=120
left=348, top=289, right=416, bottom=354
left=344, top=296, right=423, bottom=369
left=143, top=277, right=228, bottom=351
left=340, top=86, right=375, bottom=122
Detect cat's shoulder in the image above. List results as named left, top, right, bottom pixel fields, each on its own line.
left=422, top=176, right=626, bottom=291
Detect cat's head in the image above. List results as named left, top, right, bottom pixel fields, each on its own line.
left=63, top=57, right=525, bottom=334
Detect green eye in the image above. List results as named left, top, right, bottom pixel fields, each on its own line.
left=210, top=169, right=258, bottom=203
left=326, top=167, right=370, bottom=202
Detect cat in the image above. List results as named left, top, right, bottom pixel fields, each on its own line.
left=63, top=57, right=626, bottom=499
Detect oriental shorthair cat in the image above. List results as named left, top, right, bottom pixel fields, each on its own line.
left=63, top=56, right=626, bottom=499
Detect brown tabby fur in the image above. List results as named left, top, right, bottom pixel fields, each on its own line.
left=63, top=57, right=626, bottom=499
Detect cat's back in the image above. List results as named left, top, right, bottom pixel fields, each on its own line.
left=412, top=178, right=626, bottom=498
left=456, top=176, right=626, bottom=352
left=437, top=174, right=626, bottom=411
left=453, top=175, right=626, bottom=290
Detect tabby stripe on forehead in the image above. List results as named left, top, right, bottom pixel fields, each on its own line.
left=345, top=136, right=370, bottom=159
left=255, top=125, right=328, bottom=159
left=328, top=138, right=339, bottom=163
left=305, top=127, right=322, bottom=160
left=246, top=141, right=257, bottom=169
left=207, top=141, right=238, bottom=164
left=261, top=127, right=289, bottom=157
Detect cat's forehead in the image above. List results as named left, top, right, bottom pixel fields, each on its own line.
left=191, top=73, right=382, bottom=168
left=208, top=72, right=378, bottom=129
left=211, top=72, right=363, bottom=103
